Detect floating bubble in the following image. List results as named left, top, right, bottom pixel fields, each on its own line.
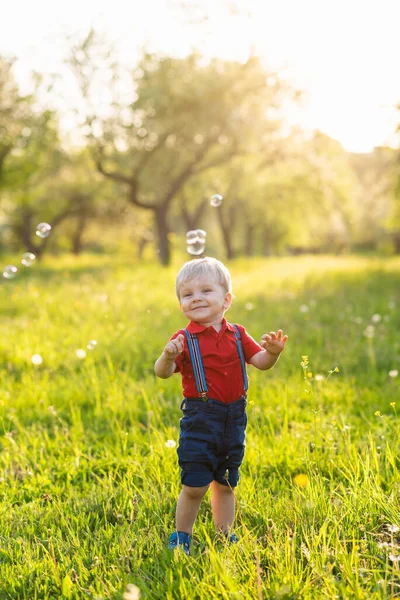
left=35, top=222, right=52, bottom=239
left=210, top=194, right=223, bottom=207
left=186, top=228, right=206, bottom=255
left=3, top=265, right=18, bottom=279
left=187, top=240, right=205, bottom=256
left=76, top=349, right=87, bottom=359
left=186, top=230, right=197, bottom=242
left=186, top=229, right=206, bottom=244
left=21, top=252, right=36, bottom=267
left=87, top=340, right=97, bottom=350
left=31, top=354, right=43, bottom=365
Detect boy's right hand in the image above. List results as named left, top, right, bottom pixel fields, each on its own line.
left=163, top=334, right=184, bottom=360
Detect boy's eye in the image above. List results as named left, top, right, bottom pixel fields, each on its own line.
left=202, top=289, right=212, bottom=293
left=183, top=293, right=192, bottom=298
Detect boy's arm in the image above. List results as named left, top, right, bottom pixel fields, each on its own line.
left=249, top=329, right=288, bottom=371
left=154, top=334, right=184, bottom=379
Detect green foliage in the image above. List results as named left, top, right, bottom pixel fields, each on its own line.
left=0, top=254, right=399, bottom=598
left=1, top=40, right=399, bottom=261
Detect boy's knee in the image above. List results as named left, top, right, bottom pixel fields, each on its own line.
left=212, top=480, right=234, bottom=494
left=183, top=484, right=209, bottom=499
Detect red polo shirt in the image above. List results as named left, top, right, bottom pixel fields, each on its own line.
left=171, top=318, right=262, bottom=404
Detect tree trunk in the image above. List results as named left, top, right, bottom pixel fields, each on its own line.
left=216, top=205, right=235, bottom=260
left=245, top=222, right=256, bottom=256
left=155, top=207, right=171, bottom=266
left=262, top=225, right=271, bottom=256
left=72, top=214, right=87, bottom=255
left=181, top=198, right=207, bottom=231
left=393, top=231, right=400, bottom=254
left=137, top=237, right=149, bottom=259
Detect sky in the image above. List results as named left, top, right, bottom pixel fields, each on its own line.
left=1, top=0, right=399, bottom=153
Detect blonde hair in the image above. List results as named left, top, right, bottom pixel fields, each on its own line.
left=175, top=257, right=232, bottom=299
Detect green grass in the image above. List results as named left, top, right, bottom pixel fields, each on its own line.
left=0, top=254, right=399, bottom=599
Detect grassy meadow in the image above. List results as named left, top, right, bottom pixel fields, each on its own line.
left=0, top=253, right=400, bottom=599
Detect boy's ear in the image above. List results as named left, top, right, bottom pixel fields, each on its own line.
left=224, top=292, right=233, bottom=309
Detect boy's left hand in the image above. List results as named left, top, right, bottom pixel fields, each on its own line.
left=259, top=329, right=288, bottom=355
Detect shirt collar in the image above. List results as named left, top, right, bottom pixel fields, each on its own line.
left=186, top=317, right=235, bottom=334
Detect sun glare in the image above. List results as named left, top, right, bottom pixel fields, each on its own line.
left=0, top=0, right=399, bottom=152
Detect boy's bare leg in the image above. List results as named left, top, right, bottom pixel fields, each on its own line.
left=210, top=480, right=235, bottom=534
left=175, top=484, right=209, bottom=534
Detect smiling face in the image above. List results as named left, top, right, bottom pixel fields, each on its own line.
left=179, top=275, right=232, bottom=329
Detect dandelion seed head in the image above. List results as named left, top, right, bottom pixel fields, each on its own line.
left=165, top=439, right=176, bottom=448
left=364, top=325, right=375, bottom=338
left=315, top=374, right=324, bottom=381
left=300, top=542, right=311, bottom=560
left=299, top=304, right=309, bottom=313
left=123, top=584, right=141, bottom=600
left=371, top=313, right=381, bottom=323
left=389, top=370, right=398, bottom=378
left=244, top=302, right=254, bottom=311
left=76, top=349, right=87, bottom=359
left=31, top=354, right=43, bottom=365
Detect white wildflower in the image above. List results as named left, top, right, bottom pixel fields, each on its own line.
left=123, top=584, right=141, bottom=600
left=165, top=439, right=176, bottom=448
left=31, top=354, right=43, bottom=365
left=389, top=370, right=398, bottom=378
left=244, top=302, right=254, bottom=311
left=363, top=325, right=375, bottom=338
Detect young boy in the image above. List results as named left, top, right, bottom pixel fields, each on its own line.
left=154, top=257, right=288, bottom=555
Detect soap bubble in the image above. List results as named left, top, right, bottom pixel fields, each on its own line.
left=87, top=340, right=97, bottom=350
left=31, top=354, right=43, bottom=365
left=76, top=349, right=87, bottom=359
left=186, top=229, right=206, bottom=255
left=210, top=194, right=223, bottom=207
left=35, top=222, right=52, bottom=239
left=195, top=229, right=206, bottom=242
left=187, top=240, right=205, bottom=256
left=3, top=265, right=18, bottom=279
left=186, top=229, right=206, bottom=243
left=21, top=252, right=36, bottom=267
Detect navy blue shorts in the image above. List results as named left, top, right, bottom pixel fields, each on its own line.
left=177, top=395, right=248, bottom=488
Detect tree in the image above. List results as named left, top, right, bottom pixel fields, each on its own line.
left=0, top=56, right=38, bottom=190
left=68, top=31, right=294, bottom=265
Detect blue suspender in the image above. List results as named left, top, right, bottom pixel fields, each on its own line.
left=184, top=324, right=248, bottom=400
left=184, top=329, right=208, bottom=401
left=232, top=324, right=249, bottom=392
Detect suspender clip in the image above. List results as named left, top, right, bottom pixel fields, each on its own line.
left=200, top=393, right=208, bottom=402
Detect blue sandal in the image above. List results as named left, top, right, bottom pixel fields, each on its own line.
left=168, top=531, right=192, bottom=555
